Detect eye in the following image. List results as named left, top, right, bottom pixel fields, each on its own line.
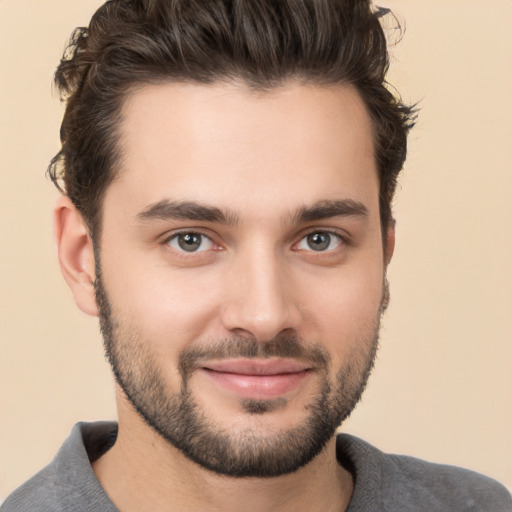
left=167, top=232, right=214, bottom=253
left=296, top=231, right=342, bottom=252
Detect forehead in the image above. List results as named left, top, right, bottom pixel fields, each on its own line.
left=107, top=81, right=378, bottom=221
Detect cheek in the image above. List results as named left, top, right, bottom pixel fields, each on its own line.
left=296, top=260, right=384, bottom=346
left=100, top=256, right=224, bottom=355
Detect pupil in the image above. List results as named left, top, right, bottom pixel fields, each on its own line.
left=308, top=232, right=329, bottom=251
left=179, top=233, right=201, bottom=251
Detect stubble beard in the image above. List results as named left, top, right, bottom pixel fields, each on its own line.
left=94, top=270, right=383, bottom=478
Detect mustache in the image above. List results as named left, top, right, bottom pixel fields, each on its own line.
left=178, top=334, right=330, bottom=378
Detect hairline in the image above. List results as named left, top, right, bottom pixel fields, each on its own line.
left=86, top=77, right=392, bottom=245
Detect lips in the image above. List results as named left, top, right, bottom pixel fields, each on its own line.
left=199, top=358, right=312, bottom=399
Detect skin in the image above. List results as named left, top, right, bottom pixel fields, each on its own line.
left=54, top=81, right=394, bottom=511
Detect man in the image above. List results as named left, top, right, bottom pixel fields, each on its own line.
left=2, top=0, right=511, bottom=510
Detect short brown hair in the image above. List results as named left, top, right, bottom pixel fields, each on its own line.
left=49, top=0, right=415, bottom=239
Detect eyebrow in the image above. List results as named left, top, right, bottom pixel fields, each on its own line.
left=136, top=200, right=239, bottom=224
left=290, top=199, right=369, bottom=223
left=136, top=198, right=368, bottom=225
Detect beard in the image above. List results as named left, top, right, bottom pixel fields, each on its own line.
left=94, top=269, right=383, bottom=478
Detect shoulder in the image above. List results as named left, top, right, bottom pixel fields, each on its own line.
left=1, top=463, right=62, bottom=512
left=381, top=452, right=512, bottom=511
left=337, top=434, right=512, bottom=512
left=1, top=422, right=118, bottom=512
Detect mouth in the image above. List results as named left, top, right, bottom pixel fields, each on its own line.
left=199, top=358, right=313, bottom=400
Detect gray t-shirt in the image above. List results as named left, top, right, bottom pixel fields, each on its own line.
left=2, top=422, right=511, bottom=511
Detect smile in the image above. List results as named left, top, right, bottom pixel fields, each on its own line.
left=199, top=358, right=313, bottom=399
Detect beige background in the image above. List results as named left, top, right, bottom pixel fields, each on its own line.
left=1, top=0, right=511, bottom=499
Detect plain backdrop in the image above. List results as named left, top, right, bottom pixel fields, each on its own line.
left=1, top=0, right=511, bottom=499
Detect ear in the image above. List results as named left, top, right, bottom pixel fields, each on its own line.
left=384, top=220, right=395, bottom=266
left=53, top=196, right=99, bottom=317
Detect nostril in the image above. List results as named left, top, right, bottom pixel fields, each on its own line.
left=220, top=263, right=301, bottom=340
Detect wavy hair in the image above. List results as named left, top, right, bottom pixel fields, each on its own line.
left=49, top=0, right=415, bottom=238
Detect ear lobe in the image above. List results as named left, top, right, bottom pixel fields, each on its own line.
left=385, top=221, right=396, bottom=266
left=54, top=196, right=99, bottom=317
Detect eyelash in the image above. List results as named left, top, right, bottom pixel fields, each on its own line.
left=294, top=230, right=345, bottom=253
left=162, top=228, right=348, bottom=256
left=163, top=230, right=218, bottom=254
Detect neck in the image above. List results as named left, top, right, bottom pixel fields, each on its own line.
left=92, top=408, right=353, bottom=512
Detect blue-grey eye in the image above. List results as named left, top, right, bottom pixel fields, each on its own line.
left=168, top=232, right=213, bottom=252
left=297, top=232, right=342, bottom=252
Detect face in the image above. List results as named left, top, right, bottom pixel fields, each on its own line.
left=94, top=82, right=390, bottom=477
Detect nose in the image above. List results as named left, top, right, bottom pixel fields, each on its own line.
left=220, top=247, right=301, bottom=342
